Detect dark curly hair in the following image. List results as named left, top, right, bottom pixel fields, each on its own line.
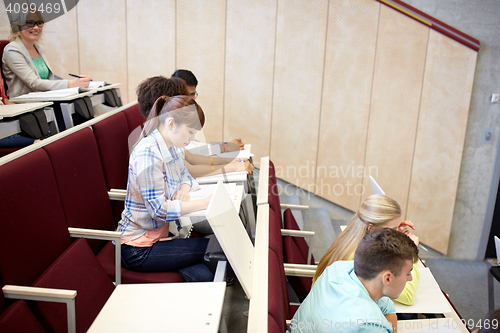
left=136, top=76, right=188, bottom=118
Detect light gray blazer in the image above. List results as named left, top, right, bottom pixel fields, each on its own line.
left=2, top=39, right=68, bottom=98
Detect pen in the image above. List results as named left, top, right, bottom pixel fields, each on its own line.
left=69, top=73, right=82, bottom=78
left=419, top=244, right=428, bottom=252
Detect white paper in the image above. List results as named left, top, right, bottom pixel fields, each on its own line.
left=14, top=87, right=89, bottom=100
left=87, top=81, right=108, bottom=89
left=215, top=150, right=254, bottom=159
left=189, top=183, right=236, bottom=201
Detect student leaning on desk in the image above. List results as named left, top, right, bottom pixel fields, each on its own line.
left=313, top=195, right=420, bottom=306
left=136, top=75, right=253, bottom=178
left=2, top=11, right=91, bottom=99
left=289, top=228, right=418, bottom=333
left=118, top=95, right=214, bottom=282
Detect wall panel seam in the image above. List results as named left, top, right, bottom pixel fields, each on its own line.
left=268, top=0, right=280, bottom=163
left=360, top=2, right=381, bottom=208
left=404, top=27, right=431, bottom=220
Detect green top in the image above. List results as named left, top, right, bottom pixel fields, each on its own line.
left=31, top=54, right=49, bottom=80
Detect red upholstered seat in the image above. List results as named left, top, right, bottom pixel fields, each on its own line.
left=268, top=209, right=290, bottom=320
left=0, top=149, right=71, bottom=286
left=0, top=300, right=47, bottom=333
left=122, top=103, right=145, bottom=134
left=268, top=248, right=286, bottom=333
left=44, top=127, right=184, bottom=284
left=268, top=313, right=283, bottom=333
left=92, top=112, right=130, bottom=224
left=283, top=209, right=313, bottom=302
left=31, top=238, right=115, bottom=333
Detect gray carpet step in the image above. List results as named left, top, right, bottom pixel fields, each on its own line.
left=303, top=208, right=337, bottom=263
left=279, top=194, right=305, bottom=230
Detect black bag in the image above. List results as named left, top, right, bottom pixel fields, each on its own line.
left=73, top=96, right=94, bottom=120
left=19, top=109, right=49, bottom=139
left=203, top=235, right=227, bottom=274
left=103, top=89, right=122, bottom=107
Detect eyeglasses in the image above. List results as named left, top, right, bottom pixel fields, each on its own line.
left=190, top=91, right=198, bottom=98
left=25, top=20, right=45, bottom=28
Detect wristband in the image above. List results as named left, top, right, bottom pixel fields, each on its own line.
left=210, top=156, right=215, bottom=172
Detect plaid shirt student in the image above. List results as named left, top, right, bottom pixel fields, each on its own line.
left=118, top=129, right=197, bottom=243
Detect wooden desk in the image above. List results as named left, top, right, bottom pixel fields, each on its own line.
left=88, top=282, right=226, bottom=333
left=9, top=90, right=97, bottom=103
left=183, top=184, right=244, bottom=217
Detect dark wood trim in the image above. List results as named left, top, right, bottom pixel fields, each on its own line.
left=375, top=0, right=480, bottom=52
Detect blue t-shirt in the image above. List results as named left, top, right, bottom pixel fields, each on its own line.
left=289, top=261, right=396, bottom=333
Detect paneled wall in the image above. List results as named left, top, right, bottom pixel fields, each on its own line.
left=0, top=0, right=478, bottom=254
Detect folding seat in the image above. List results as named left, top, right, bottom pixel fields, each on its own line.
left=122, top=103, right=145, bottom=134
left=283, top=208, right=314, bottom=302
left=92, top=112, right=130, bottom=224
left=43, top=127, right=184, bottom=284
left=0, top=287, right=47, bottom=333
left=0, top=148, right=115, bottom=332
left=268, top=248, right=286, bottom=333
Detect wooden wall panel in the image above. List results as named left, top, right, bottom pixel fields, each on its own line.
left=270, top=0, right=328, bottom=189
left=176, top=0, right=226, bottom=143
left=0, top=1, right=11, bottom=39
left=224, top=0, right=277, bottom=164
left=361, top=5, right=429, bottom=214
left=77, top=0, right=128, bottom=103
left=315, top=0, right=380, bottom=211
left=41, top=9, right=79, bottom=81
left=126, top=0, right=175, bottom=105
left=407, top=30, right=477, bottom=254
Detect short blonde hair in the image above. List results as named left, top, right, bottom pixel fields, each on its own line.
left=8, top=10, right=44, bottom=41
left=313, top=194, right=402, bottom=283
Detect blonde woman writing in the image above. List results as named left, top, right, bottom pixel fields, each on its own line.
left=313, top=194, right=420, bottom=305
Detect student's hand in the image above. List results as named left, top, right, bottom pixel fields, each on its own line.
left=397, top=220, right=415, bottom=233
left=172, top=191, right=190, bottom=202
left=204, top=194, right=213, bottom=207
left=228, top=159, right=254, bottom=174
left=222, top=142, right=240, bottom=152
left=404, top=230, right=419, bottom=247
left=68, top=75, right=91, bottom=88
left=230, top=138, right=244, bottom=150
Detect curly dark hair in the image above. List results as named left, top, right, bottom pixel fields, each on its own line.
left=136, top=76, right=188, bottom=118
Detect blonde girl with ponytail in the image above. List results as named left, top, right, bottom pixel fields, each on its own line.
left=313, top=194, right=420, bottom=305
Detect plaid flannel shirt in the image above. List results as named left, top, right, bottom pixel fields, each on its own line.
left=118, top=129, right=197, bottom=243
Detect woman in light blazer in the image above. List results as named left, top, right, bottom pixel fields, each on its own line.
left=2, top=11, right=91, bottom=99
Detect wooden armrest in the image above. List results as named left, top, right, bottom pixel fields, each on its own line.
left=108, top=189, right=126, bottom=201
left=4, top=285, right=77, bottom=333
left=284, top=263, right=317, bottom=271
left=281, top=229, right=315, bottom=237
left=68, top=227, right=122, bottom=285
left=3, top=285, right=76, bottom=300
left=284, top=267, right=315, bottom=277
left=280, top=203, right=309, bottom=210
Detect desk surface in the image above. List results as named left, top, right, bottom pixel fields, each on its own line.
left=94, top=83, right=121, bottom=92
left=183, top=184, right=244, bottom=217
left=0, top=102, right=53, bottom=117
left=88, top=282, right=226, bottom=333
left=10, top=90, right=97, bottom=102
left=196, top=171, right=248, bottom=185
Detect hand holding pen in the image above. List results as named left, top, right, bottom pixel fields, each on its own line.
left=68, top=73, right=92, bottom=88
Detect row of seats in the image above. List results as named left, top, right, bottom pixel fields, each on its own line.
left=266, top=160, right=315, bottom=332
left=0, top=104, right=186, bottom=332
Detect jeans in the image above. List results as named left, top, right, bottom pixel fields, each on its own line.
left=0, top=134, right=34, bottom=148
left=121, top=238, right=214, bottom=282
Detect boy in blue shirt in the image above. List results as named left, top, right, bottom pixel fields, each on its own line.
left=289, top=228, right=418, bottom=333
